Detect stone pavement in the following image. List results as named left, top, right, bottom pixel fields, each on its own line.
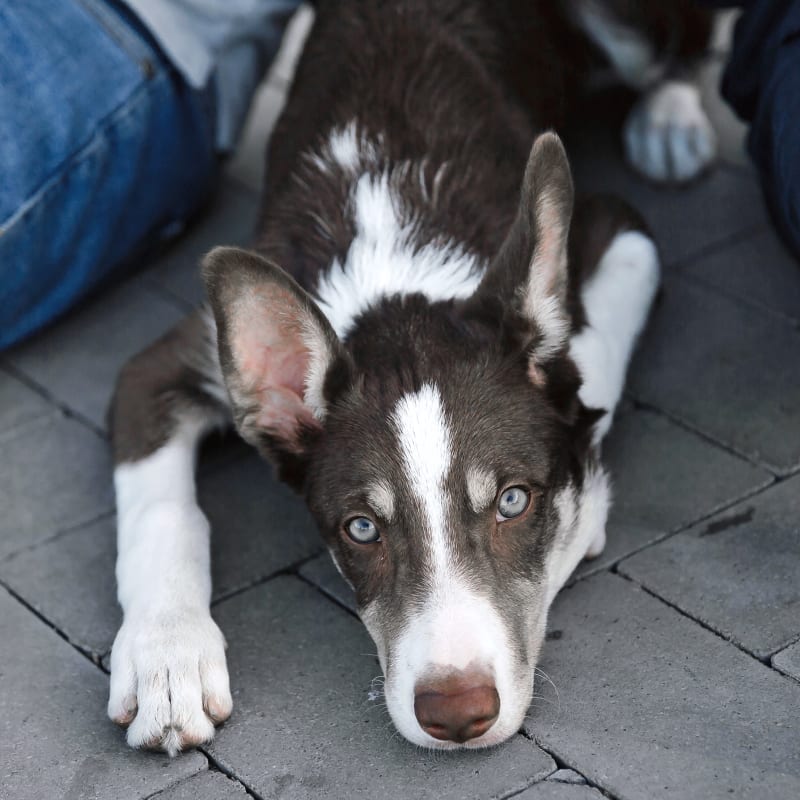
left=1, top=7, right=798, bottom=800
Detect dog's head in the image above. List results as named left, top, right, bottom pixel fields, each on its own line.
left=204, top=133, right=608, bottom=748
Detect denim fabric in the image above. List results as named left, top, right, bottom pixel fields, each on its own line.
left=0, top=0, right=218, bottom=349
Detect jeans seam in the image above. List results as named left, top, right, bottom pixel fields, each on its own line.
left=75, top=0, right=160, bottom=77
left=0, top=71, right=169, bottom=236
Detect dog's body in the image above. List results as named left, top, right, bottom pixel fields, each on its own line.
left=108, top=0, right=715, bottom=755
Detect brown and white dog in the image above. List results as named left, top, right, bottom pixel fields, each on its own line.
left=107, top=0, right=715, bottom=755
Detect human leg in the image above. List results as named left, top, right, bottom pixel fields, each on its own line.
left=0, top=0, right=217, bottom=349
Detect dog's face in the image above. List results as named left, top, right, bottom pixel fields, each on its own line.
left=205, top=134, right=608, bottom=748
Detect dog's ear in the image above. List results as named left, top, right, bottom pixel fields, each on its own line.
left=203, top=247, right=347, bottom=473
left=466, top=132, right=574, bottom=383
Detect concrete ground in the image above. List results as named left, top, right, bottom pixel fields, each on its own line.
left=1, top=7, right=798, bottom=800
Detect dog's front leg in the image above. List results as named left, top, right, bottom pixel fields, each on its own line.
left=107, top=312, right=232, bottom=756
left=568, top=199, right=662, bottom=558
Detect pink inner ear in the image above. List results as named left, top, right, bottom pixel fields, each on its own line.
left=232, top=287, right=324, bottom=450
left=528, top=361, right=547, bottom=388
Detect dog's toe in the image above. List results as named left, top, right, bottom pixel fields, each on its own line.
left=624, top=81, right=717, bottom=184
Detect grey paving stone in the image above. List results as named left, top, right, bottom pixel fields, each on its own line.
left=298, top=551, right=356, bottom=613
left=144, top=180, right=260, bottom=308
left=153, top=770, right=249, bottom=799
left=0, top=588, right=206, bottom=800
left=201, top=453, right=322, bottom=601
left=619, top=477, right=800, bottom=659
left=772, top=641, right=800, bottom=682
left=208, top=576, right=555, bottom=800
left=679, top=228, right=800, bottom=324
left=627, top=274, right=800, bottom=474
left=0, top=414, right=113, bottom=560
left=515, top=783, right=604, bottom=800
left=548, top=769, right=587, bottom=785
left=5, top=278, right=186, bottom=429
left=0, top=453, right=320, bottom=658
left=525, top=573, right=800, bottom=799
left=574, top=403, right=771, bottom=578
left=0, top=514, right=119, bottom=658
left=0, top=368, right=51, bottom=434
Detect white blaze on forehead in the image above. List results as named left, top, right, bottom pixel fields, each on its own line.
left=366, top=479, right=396, bottom=522
left=391, top=383, right=453, bottom=575
left=466, top=466, right=496, bottom=513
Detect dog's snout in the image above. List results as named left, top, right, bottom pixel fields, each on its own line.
left=413, top=673, right=500, bottom=743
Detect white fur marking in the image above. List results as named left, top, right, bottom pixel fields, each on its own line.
left=327, top=123, right=362, bottom=171
left=624, top=81, right=717, bottom=182
left=466, top=466, right=496, bottom=513
left=300, top=319, right=334, bottom=422
left=391, top=384, right=453, bottom=578
left=525, top=190, right=571, bottom=361
left=545, top=467, right=611, bottom=605
left=367, top=480, right=396, bottom=521
left=570, top=231, right=660, bottom=444
left=315, top=171, right=483, bottom=338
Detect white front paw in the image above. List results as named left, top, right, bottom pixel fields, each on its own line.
left=624, top=81, right=717, bottom=183
left=108, top=610, right=232, bottom=756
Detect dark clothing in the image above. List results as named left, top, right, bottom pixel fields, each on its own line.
left=712, top=1, right=800, bottom=256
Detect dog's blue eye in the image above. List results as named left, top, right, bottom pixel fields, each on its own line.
left=346, top=516, right=380, bottom=544
left=497, top=487, right=530, bottom=520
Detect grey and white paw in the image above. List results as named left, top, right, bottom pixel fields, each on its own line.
left=623, top=81, right=717, bottom=183
left=108, top=610, right=232, bottom=756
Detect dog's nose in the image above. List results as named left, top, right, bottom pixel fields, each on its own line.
left=414, top=674, right=500, bottom=743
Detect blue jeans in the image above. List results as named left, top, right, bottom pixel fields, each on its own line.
left=0, top=0, right=219, bottom=350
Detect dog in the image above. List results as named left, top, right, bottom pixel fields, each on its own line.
left=107, top=0, right=716, bottom=755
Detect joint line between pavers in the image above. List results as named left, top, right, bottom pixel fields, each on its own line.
left=0, top=508, right=116, bottom=566
left=199, top=746, right=266, bottom=800
left=625, top=393, right=786, bottom=476
left=517, top=731, right=618, bottom=800
left=0, top=579, right=105, bottom=670
left=294, top=569, right=361, bottom=620
left=613, top=570, right=777, bottom=667
left=566, top=475, right=778, bottom=590
left=209, top=549, right=326, bottom=608
left=676, top=266, right=800, bottom=329
left=0, top=359, right=108, bottom=441
left=768, top=630, right=800, bottom=661
left=663, top=217, right=768, bottom=271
